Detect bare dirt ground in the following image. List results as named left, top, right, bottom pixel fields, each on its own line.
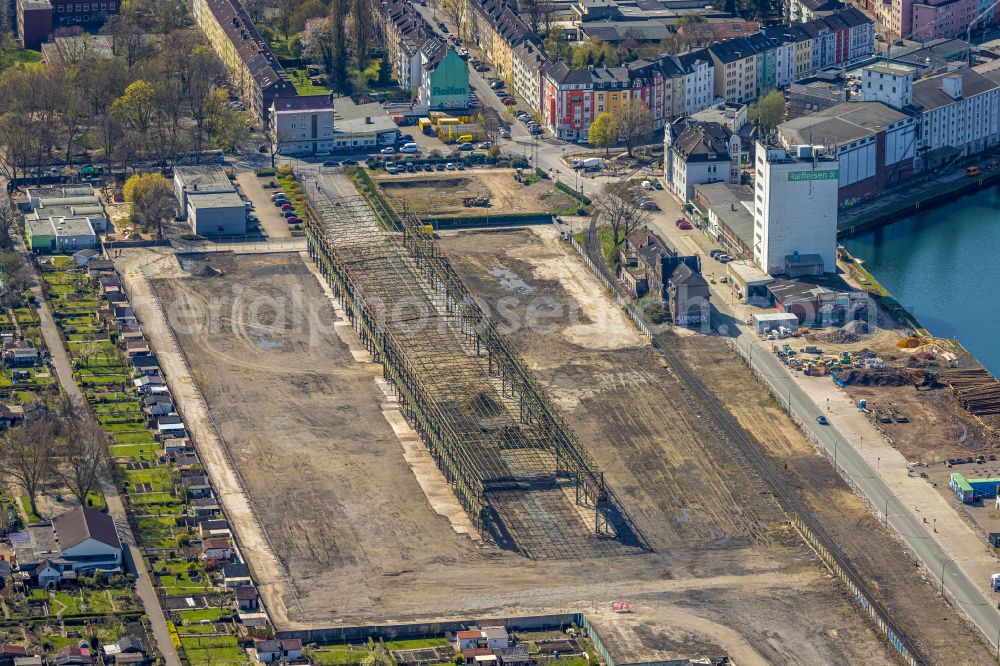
left=439, top=228, right=894, bottom=664
left=926, top=458, right=1000, bottom=549
left=844, top=380, right=1000, bottom=463
left=676, top=336, right=995, bottom=664
left=124, top=241, right=889, bottom=664
left=376, top=169, right=573, bottom=216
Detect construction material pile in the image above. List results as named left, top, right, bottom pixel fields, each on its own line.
left=839, top=368, right=914, bottom=386
left=813, top=329, right=861, bottom=344
left=938, top=368, right=1000, bottom=416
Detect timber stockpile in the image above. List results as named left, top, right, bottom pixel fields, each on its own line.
left=939, top=368, right=1000, bottom=415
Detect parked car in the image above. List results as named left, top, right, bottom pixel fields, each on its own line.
left=816, top=415, right=829, bottom=425
left=286, top=216, right=301, bottom=224
left=457, top=163, right=466, bottom=170
left=477, top=141, right=492, bottom=149
left=496, top=90, right=508, bottom=98
left=717, top=254, right=732, bottom=263
left=423, top=163, right=433, bottom=171
left=322, top=160, right=337, bottom=167
left=273, top=199, right=289, bottom=207
left=502, top=98, right=517, bottom=106
left=435, top=163, right=445, bottom=171
left=654, top=181, right=663, bottom=190
left=458, top=142, right=474, bottom=151
left=270, top=192, right=285, bottom=201
left=677, top=220, right=692, bottom=230
left=244, top=200, right=255, bottom=210
left=380, top=147, right=396, bottom=154
left=280, top=203, right=294, bottom=212
left=499, top=129, right=511, bottom=139
left=341, top=159, right=358, bottom=166
left=283, top=210, right=298, bottom=219
left=446, top=162, right=455, bottom=170
left=709, top=249, right=723, bottom=258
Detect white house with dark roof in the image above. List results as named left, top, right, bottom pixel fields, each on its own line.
left=663, top=118, right=742, bottom=200
left=270, top=95, right=335, bottom=156
left=12, top=507, right=122, bottom=584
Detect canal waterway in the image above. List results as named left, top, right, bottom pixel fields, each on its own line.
left=841, top=183, right=1000, bottom=375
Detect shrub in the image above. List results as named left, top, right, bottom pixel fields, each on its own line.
left=255, top=169, right=276, bottom=177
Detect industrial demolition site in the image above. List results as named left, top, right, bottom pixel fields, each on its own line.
left=109, top=170, right=994, bottom=665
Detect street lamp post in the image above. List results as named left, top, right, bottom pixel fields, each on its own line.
left=940, top=559, right=952, bottom=595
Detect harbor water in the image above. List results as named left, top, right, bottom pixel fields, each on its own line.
left=841, top=183, right=1000, bottom=376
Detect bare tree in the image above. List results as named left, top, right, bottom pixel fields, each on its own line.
left=594, top=181, right=650, bottom=253
left=440, top=0, right=468, bottom=41
left=58, top=417, right=107, bottom=507
left=520, top=0, right=557, bottom=36
left=0, top=192, right=17, bottom=250
left=480, top=107, right=502, bottom=146
left=0, top=416, right=61, bottom=519
left=611, top=97, right=654, bottom=158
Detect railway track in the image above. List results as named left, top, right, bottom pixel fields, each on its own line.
left=580, top=228, right=926, bottom=665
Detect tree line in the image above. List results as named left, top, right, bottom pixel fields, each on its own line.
left=0, top=0, right=250, bottom=180
left=1, top=395, right=109, bottom=520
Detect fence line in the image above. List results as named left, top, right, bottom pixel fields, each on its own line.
left=119, top=270, right=302, bottom=620
left=568, top=236, right=652, bottom=340
left=725, top=339, right=923, bottom=666
left=565, top=233, right=924, bottom=666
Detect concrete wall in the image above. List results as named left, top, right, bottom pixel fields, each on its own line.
left=275, top=613, right=582, bottom=643
left=189, top=203, right=247, bottom=236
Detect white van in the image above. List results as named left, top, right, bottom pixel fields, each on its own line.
left=400, top=142, right=418, bottom=154
left=641, top=180, right=653, bottom=190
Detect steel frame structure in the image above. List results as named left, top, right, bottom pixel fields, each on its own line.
left=303, top=173, right=647, bottom=557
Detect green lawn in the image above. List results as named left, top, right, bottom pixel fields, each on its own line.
left=310, top=647, right=370, bottom=666
left=287, top=68, right=329, bottom=96
left=177, top=607, right=226, bottom=623
left=115, top=431, right=158, bottom=445
left=109, top=443, right=161, bottom=460
left=20, top=496, right=41, bottom=523
left=184, top=647, right=246, bottom=666
left=160, top=574, right=212, bottom=596
left=385, top=638, right=450, bottom=650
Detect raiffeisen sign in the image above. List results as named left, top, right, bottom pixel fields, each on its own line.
left=788, top=169, right=840, bottom=181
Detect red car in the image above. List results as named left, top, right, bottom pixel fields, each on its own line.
left=678, top=220, right=692, bottom=230
left=502, top=98, right=516, bottom=106
left=280, top=203, right=294, bottom=212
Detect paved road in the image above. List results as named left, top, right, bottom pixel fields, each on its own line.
left=19, top=245, right=182, bottom=666
left=733, top=329, right=1000, bottom=654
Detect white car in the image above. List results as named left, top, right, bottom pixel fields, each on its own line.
left=446, top=162, right=455, bottom=170
left=380, top=147, right=396, bottom=154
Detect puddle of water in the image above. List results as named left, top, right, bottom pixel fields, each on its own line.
left=488, top=264, right=535, bottom=294
left=248, top=327, right=281, bottom=350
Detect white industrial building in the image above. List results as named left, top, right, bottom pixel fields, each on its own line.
left=753, top=141, right=839, bottom=276
left=26, top=217, right=98, bottom=253
left=173, top=165, right=247, bottom=236
left=186, top=192, right=247, bottom=237
left=23, top=185, right=109, bottom=234
left=912, top=68, right=1000, bottom=169
left=174, top=165, right=235, bottom=214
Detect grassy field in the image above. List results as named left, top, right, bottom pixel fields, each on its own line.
left=309, top=647, right=371, bottom=666
left=287, top=67, right=329, bottom=96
